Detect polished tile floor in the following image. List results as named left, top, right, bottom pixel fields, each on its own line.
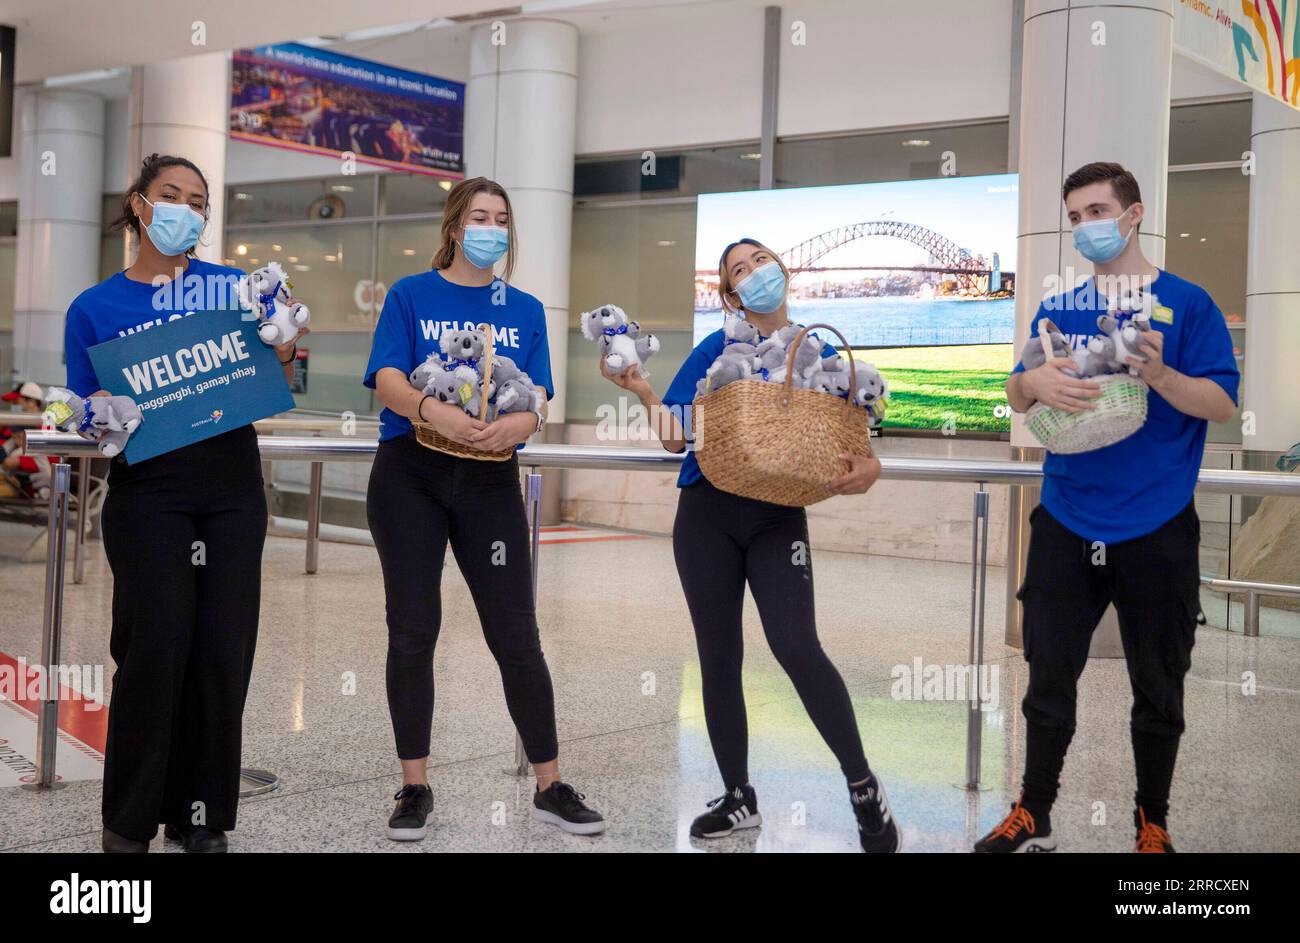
left=1, top=526, right=1296, bottom=853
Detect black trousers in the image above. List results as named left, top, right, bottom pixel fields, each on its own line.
left=366, top=433, right=558, bottom=764
left=100, top=425, right=266, bottom=842
left=672, top=477, right=871, bottom=790
left=1018, top=500, right=1201, bottom=818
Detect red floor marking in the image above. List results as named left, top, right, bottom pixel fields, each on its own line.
left=0, top=650, right=109, bottom=754
left=539, top=525, right=584, bottom=533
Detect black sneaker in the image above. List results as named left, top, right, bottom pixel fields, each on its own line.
left=850, top=775, right=902, bottom=853
left=387, top=783, right=434, bottom=841
left=974, top=799, right=1056, bottom=853
left=532, top=782, right=606, bottom=835
left=690, top=785, right=761, bottom=838
left=163, top=822, right=228, bottom=853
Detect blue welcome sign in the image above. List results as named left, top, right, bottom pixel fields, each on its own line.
left=86, top=309, right=294, bottom=463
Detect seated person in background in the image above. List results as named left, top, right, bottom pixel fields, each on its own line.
left=1, top=382, right=51, bottom=499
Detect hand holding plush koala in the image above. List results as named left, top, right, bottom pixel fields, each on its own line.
left=581, top=304, right=660, bottom=377
left=239, top=261, right=311, bottom=347
left=44, top=388, right=143, bottom=458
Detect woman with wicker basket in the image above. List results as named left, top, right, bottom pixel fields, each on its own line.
left=974, top=163, right=1238, bottom=855
left=363, top=177, right=605, bottom=841
left=602, top=237, right=901, bottom=853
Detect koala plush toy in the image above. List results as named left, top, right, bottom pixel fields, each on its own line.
left=581, top=304, right=660, bottom=377
left=441, top=328, right=487, bottom=367
left=239, top=261, right=311, bottom=347
left=495, top=376, right=540, bottom=415
left=722, top=314, right=761, bottom=347
left=1019, top=323, right=1073, bottom=372
left=1097, top=312, right=1153, bottom=377
left=44, top=388, right=143, bottom=458
left=410, top=352, right=445, bottom=390
left=1074, top=332, right=1118, bottom=378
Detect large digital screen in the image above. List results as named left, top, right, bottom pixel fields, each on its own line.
left=695, top=174, right=1019, bottom=433
left=230, top=43, right=465, bottom=178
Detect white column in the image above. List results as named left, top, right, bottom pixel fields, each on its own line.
left=465, top=18, right=578, bottom=423
left=13, top=89, right=105, bottom=384
left=127, top=52, right=230, bottom=265
left=1012, top=0, right=1173, bottom=448
left=1244, top=92, right=1300, bottom=453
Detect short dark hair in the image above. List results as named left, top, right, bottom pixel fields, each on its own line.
left=1062, top=161, right=1142, bottom=208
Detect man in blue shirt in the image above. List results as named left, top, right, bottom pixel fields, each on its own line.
left=976, top=162, right=1238, bottom=854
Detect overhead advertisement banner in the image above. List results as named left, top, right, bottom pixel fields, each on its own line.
left=230, top=42, right=466, bottom=176
left=1174, top=0, right=1300, bottom=111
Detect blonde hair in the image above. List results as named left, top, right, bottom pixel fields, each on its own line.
left=431, top=176, right=517, bottom=280
left=717, top=237, right=791, bottom=315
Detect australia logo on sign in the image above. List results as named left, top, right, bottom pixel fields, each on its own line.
left=190, top=409, right=225, bottom=430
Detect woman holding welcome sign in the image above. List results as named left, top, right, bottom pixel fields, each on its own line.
left=363, top=176, right=605, bottom=841
left=61, top=154, right=306, bottom=853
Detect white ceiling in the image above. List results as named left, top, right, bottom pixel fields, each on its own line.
left=1, top=0, right=519, bottom=84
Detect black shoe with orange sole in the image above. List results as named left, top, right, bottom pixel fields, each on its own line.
left=973, top=797, right=1057, bottom=853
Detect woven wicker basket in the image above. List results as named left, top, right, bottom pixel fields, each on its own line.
left=412, top=325, right=515, bottom=462
left=694, top=323, right=873, bottom=507
left=1025, top=318, right=1148, bottom=455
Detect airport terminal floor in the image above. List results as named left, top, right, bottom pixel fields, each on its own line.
left=2, top=525, right=1296, bottom=854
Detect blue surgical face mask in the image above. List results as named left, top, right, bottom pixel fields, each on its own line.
left=459, top=225, right=509, bottom=269
left=1072, top=206, right=1134, bottom=264
left=734, top=261, right=787, bottom=314
left=140, top=195, right=205, bottom=256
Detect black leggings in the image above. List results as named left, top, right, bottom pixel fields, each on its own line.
left=672, top=477, right=870, bottom=789
left=100, top=425, right=266, bottom=841
left=366, top=433, right=558, bottom=764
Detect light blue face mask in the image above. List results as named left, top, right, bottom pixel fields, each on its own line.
left=734, top=261, right=787, bottom=314
left=460, top=225, right=509, bottom=269
left=1072, top=206, right=1134, bottom=264
left=141, top=195, right=205, bottom=256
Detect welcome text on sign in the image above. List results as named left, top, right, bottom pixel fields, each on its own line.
left=120, top=331, right=252, bottom=396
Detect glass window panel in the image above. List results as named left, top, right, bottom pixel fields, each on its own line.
left=775, top=122, right=1010, bottom=189
left=380, top=173, right=452, bottom=215
left=377, top=219, right=440, bottom=297
left=1169, top=100, right=1251, bottom=166
left=575, top=143, right=762, bottom=201
left=226, top=176, right=376, bottom=225
left=224, top=223, right=376, bottom=331
left=1166, top=167, right=1248, bottom=445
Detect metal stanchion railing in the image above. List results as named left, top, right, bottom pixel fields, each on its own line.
left=24, top=462, right=71, bottom=792
left=964, top=485, right=991, bottom=791
left=23, top=431, right=1300, bottom=798
left=1199, top=577, right=1300, bottom=638
left=73, top=456, right=91, bottom=585
left=305, top=461, right=323, bottom=575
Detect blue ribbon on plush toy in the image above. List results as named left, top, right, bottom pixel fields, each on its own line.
left=258, top=279, right=284, bottom=320
left=78, top=398, right=95, bottom=434
left=602, top=324, right=629, bottom=337
left=445, top=356, right=478, bottom=370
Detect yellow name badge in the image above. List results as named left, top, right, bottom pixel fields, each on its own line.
left=44, top=400, right=74, bottom=427
left=1152, top=305, right=1174, bottom=325
left=457, top=382, right=474, bottom=406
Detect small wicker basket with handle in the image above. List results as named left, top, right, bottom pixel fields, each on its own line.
left=1024, top=317, right=1148, bottom=455
left=412, top=324, right=516, bottom=462
left=694, top=323, right=873, bottom=507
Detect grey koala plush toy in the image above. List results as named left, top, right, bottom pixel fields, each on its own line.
left=440, top=328, right=486, bottom=366
left=495, top=376, right=539, bottom=414
left=806, top=369, right=850, bottom=399
left=45, top=389, right=143, bottom=458
left=1019, top=323, right=1072, bottom=371
left=1097, top=313, right=1152, bottom=376
left=1075, top=332, right=1118, bottom=378
left=722, top=314, right=761, bottom=347
left=410, top=352, right=445, bottom=390
left=581, top=303, right=660, bottom=377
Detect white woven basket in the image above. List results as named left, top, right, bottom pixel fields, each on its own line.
left=1024, top=318, right=1149, bottom=455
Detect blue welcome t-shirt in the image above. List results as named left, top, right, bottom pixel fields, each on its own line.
left=1013, top=269, right=1239, bottom=543
left=64, top=258, right=249, bottom=397
left=662, top=326, right=836, bottom=488
left=363, top=269, right=554, bottom=442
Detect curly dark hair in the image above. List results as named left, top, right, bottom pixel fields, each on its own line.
left=109, top=154, right=210, bottom=255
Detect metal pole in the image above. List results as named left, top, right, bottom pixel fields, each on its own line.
left=305, top=460, right=323, bottom=575
left=964, top=485, right=991, bottom=791
left=73, top=456, right=90, bottom=585
left=510, top=467, right=544, bottom=777
left=29, top=463, right=71, bottom=791
left=1243, top=591, right=1260, bottom=638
